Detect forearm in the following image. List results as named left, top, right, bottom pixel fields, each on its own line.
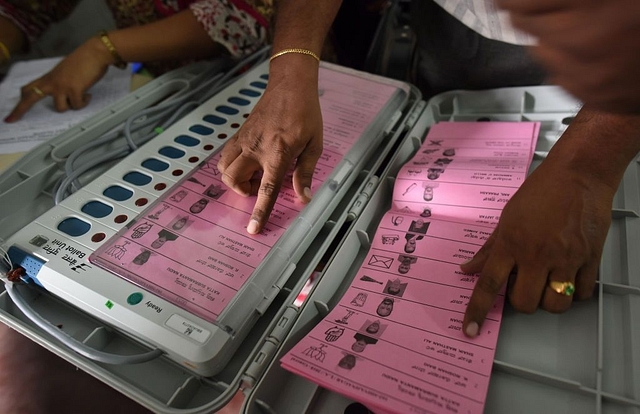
left=272, top=0, right=342, bottom=54
left=104, top=10, right=222, bottom=64
left=544, top=107, right=640, bottom=192
left=268, top=0, right=342, bottom=88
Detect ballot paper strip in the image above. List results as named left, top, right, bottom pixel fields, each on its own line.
left=0, top=57, right=131, bottom=154
left=89, top=69, right=399, bottom=324
left=280, top=121, right=540, bottom=414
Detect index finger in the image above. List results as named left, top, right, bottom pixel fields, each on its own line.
left=462, top=252, right=514, bottom=338
left=247, top=164, right=288, bottom=235
left=5, top=86, right=46, bottom=123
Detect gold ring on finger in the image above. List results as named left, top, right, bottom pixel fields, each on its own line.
left=31, top=86, right=45, bottom=97
left=548, top=280, right=575, bottom=296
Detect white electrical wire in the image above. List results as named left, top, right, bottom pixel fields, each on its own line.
left=54, top=46, right=269, bottom=203
left=4, top=281, right=165, bottom=364
left=0, top=246, right=12, bottom=272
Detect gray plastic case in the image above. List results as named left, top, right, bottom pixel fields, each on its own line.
left=242, top=86, right=640, bottom=414
left=0, top=59, right=637, bottom=413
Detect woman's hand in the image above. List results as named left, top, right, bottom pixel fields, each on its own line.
left=5, top=37, right=115, bottom=122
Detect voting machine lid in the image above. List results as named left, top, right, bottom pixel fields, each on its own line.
left=0, top=57, right=422, bottom=411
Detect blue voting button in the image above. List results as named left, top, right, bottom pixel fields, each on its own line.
left=127, top=292, right=144, bottom=305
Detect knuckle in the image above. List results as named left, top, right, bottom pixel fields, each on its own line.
left=248, top=134, right=264, bottom=153
left=476, top=275, right=503, bottom=295
left=271, top=141, right=294, bottom=159
left=220, top=172, right=239, bottom=188
left=509, top=298, right=538, bottom=315
left=297, top=170, right=314, bottom=181
left=259, top=182, right=277, bottom=197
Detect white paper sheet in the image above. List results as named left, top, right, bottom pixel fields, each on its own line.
left=0, top=57, right=131, bottom=154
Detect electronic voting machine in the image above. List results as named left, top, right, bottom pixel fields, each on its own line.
left=0, top=53, right=638, bottom=414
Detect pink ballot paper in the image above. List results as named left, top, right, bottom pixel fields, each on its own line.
left=89, top=66, right=403, bottom=324
left=280, top=121, right=541, bottom=414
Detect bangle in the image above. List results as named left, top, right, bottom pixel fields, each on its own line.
left=98, top=30, right=127, bottom=69
left=0, top=40, right=10, bottom=62
left=270, top=48, right=320, bottom=63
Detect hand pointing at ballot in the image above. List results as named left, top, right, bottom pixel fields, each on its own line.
left=217, top=0, right=342, bottom=234
left=461, top=109, right=640, bottom=338
left=217, top=54, right=324, bottom=234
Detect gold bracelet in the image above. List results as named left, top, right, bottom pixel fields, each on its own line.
left=98, top=30, right=127, bottom=69
left=270, top=48, right=320, bottom=63
left=0, top=40, right=11, bottom=62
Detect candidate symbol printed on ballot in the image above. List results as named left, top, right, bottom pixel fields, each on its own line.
left=350, top=292, right=368, bottom=307
left=335, top=310, right=355, bottom=325
left=104, top=240, right=129, bottom=260
left=381, top=234, right=399, bottom=245
left=131, top=222, right=153, bottom=239
left=324, top=326, right=345, bottom=342
left=302, top=343, right=327, bottom=363
left=360, top=275, right=383, bottom=285
left=368, top=254, right=393, bottom=269
left=200, top=160, right=220, bottom=176
left=148, top=204, right=170, bottom=219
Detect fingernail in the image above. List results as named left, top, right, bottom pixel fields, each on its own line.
left=460, top=258, right=473, bottom=266
left=247, top=219, right=260, bottom=234
left=465, top=322, right=479, bottom=338
left=303, top=187, right=312, bottom=200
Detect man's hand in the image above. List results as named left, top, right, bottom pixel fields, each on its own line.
left=4, top=37, right=113, bottom=123
left=217, top=56, right=324, bottom=234
left=461, top=149, right=614, bottom=337
left=497, top=0, right=640, bottom=113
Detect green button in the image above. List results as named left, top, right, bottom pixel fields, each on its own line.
left=127, top=292, right=144, bottom=305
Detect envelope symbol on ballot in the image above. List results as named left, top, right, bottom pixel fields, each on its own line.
left=368, top=255, right=393, bottom=269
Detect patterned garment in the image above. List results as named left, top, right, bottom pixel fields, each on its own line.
left=189, top=0, right=271, bottom=57
left=0, top=0, right=272, bottom=71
